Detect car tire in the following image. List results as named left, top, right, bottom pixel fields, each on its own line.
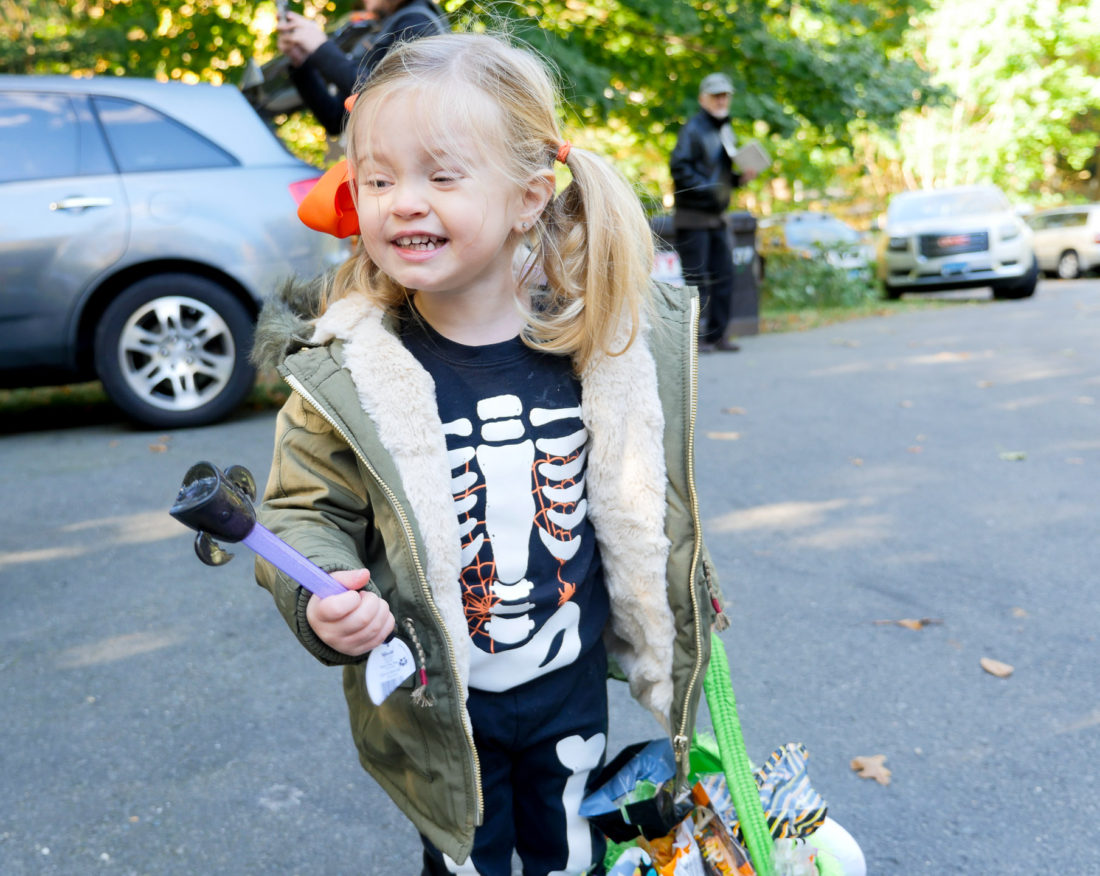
left=95, top=274, right=255, bottom=428
left=883, top=281, right=904, bottom=300
left=992, top=258, right=1039, bottom=301
left=1056, top=250, right=1081, bottom=280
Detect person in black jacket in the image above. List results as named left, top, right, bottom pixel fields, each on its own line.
left=277, top=0, right=448, bottom=137
left=670, top=72, right=758, bottom=352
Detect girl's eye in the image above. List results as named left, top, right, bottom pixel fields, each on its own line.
left=432, top=172, right=461, bottom=184
left=362, top=177, right=390, bottom=191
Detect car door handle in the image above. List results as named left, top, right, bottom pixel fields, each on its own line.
left=50, top=196, right=114, bottom=211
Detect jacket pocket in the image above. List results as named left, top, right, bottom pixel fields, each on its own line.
left=343, top=663, right=434, bottom=782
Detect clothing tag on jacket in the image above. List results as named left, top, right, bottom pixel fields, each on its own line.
left=365, top=637, right=416, bottom=705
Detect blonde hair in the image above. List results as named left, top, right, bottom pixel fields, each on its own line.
left=325, top=32, right=654, bottom=371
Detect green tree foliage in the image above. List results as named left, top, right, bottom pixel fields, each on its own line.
left=447, top=1, right=938, bottom=202
left=0, top=0, right=281, bottom=82
left=880, top=0, right=1100, bottom=203
left=1, top=0, right=934, bottom=206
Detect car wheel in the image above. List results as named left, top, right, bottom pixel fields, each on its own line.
left=1056, top=250, right=1080, bottom=280
left=883, top=281, right=903, bottom=300
left=95, top=274, right=255, bottom=428
left=992, top=258, right=1039, bottom=301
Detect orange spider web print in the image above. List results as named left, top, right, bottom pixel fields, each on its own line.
left=457, top=447, right=586, bottom=653
left=455, top=460, right=499, bottom=650
left=531, top=448, right=583, bottom=608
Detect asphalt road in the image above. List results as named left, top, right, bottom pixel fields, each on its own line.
left=2, top=279, right=1097, bottom=875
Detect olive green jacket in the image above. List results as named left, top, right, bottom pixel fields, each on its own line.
left=253, top=281, right=721, bottom=863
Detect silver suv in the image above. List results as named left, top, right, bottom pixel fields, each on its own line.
left=0, top=75, right=347, bottom=428
left=1026, top=204, right=1100, bottom=279
left=880, top=184, right=1037, bottom=300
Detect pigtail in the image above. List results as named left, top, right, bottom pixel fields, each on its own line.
left=532, top=146, right=655, bottom=373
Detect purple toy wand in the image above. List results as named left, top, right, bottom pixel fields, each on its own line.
left=169, top=461, right=415, bottom=704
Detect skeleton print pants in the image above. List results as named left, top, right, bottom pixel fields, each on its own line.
left=420, top=643, right=609, bottom=876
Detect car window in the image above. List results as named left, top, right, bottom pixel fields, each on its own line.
left=0, top=92, right=80, bottom=183
left=889, top=188, right=1010, bottom=223
left=785, top=217, right=859, bottom=247
left=92, top=96, right=236, bottom=173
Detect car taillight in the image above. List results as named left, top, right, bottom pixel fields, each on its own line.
left=288, top=176, right=323, bottom=206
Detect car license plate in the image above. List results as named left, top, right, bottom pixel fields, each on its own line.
left=942, top=261, right=967, bottom=275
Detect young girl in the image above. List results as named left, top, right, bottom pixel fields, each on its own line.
left=253, top=31, right=722, bottom=876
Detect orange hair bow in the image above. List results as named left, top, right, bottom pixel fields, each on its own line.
left=298, top=158, right=360, bottom=239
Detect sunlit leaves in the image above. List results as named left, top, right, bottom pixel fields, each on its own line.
left=893, top=0, right=1100, bottom=200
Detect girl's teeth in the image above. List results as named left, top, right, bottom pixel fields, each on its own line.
left=396, top=235, right=441, bottom=250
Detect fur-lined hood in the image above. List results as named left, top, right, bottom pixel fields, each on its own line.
left=250, top=274, right=330, bottom=372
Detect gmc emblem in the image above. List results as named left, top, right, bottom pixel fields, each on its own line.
left=938, top=234, right=971, bottom=247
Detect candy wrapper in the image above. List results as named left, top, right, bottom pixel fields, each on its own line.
left=693, top=808, right=755, bottom=876
left=607, top=846, right=658, bottom=876
left=580, top=739, right=692, bottom=842
left=692, top=742, right=827, bottom=843
left=641, top=818, right=706, bottom=876
left=637, top=806, right=756, bottom=876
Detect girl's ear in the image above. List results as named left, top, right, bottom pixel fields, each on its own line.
left=515, top=170, right=555, bottom=233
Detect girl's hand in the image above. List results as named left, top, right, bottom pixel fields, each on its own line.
left=305, top=568, right=395, bottom=656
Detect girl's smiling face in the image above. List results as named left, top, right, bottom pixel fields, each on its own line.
left=350, top=89, right=550, bottom=312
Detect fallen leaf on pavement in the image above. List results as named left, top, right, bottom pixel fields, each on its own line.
left=723, top=406, right=747, bottom=415
left=706, top=431, right=741, bottom=441
left=999, top=451, right=1026, bottom=461
left=897, top=617, right=940, bottom=630
left=850, top=457, right=864, bottom=466
left=899, top=400, right=913, bottom=408
left=977, top=380, right=994, bottom=388
left=850, top=754, right=891, bottom=785
left=149, top=434, right=171, bottom=453
left=873, top=618, right=943, bottom=630
left=980, top=657, right=1014, bottom=678
left=907, top=445, right=923, bottom=454
left=1012, top=607, right=1028, bottom=618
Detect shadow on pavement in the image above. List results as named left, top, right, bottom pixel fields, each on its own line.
left=0, top=389, right=126, bottom=435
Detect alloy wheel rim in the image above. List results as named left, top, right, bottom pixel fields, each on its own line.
left=116, top=295, right=236, bottom=412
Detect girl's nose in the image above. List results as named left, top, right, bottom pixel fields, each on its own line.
left=389, top=180, right=430, bottom=218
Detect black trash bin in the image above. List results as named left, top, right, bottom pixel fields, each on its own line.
left=726, top=211, right=759, bottom=337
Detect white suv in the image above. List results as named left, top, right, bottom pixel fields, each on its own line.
left=1027, top=204, right=1100, bottom=279
left=881, top=185, right=1037, bottom=300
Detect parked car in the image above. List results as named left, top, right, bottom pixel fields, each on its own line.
left=1026, top=204, right=1100, bottom=279
left=756, top=211, right=874, bottom=279
left=0, top=75, right=347, bottom=428
left=880, top=184, right=1037, bottom=300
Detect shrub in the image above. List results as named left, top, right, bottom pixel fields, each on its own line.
left=760, top=249, right=878, bottom=310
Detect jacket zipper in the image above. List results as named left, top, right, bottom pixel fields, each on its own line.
left=673, top=295, right=706, bottom=778
left=283, top=373, right=484, bottom=825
